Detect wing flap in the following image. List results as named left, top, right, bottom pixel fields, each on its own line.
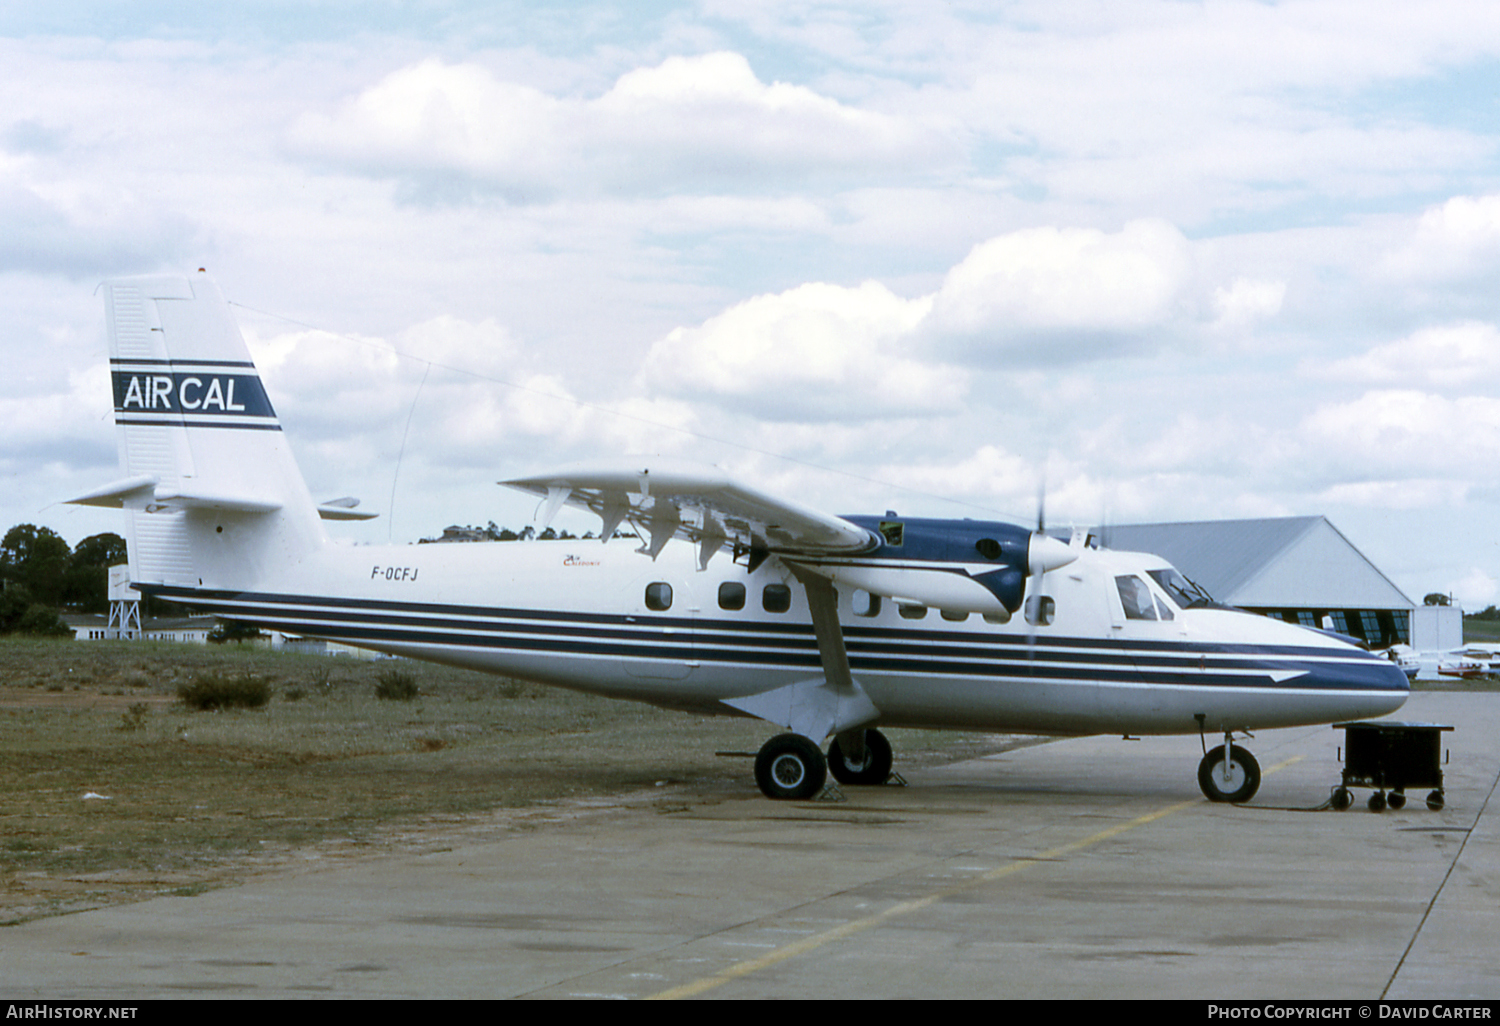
left=501, top=458, right=876, bottom=565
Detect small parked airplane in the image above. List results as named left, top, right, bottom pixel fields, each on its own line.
left=70, top=274, right=1410, bottom=802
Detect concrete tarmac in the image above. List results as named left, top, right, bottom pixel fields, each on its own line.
left=2, top=690, right=1497, bottom=1000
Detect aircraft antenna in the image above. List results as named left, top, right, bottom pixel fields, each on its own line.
left=386, top=361, right=432, bottom=544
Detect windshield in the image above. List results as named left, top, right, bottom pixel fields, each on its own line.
left=1147, top=568, right=1214, bottom=609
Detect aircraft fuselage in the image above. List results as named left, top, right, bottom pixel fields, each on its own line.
left=140, top=527, right=1409, bottom=739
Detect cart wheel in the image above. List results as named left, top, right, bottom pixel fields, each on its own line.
left=1368, top=791, right=1387, bottom=812
left=1388, top=791, right=1406, bottom=810
left=1331, top=787, right=1352, bottom=811
left=1426, top=790, right=1445, bottom=811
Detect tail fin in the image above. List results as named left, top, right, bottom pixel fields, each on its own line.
left=70, top=273, right=327, bottom=591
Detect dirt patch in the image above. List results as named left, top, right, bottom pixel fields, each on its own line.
left=0, top=638, right=1023, bottom=925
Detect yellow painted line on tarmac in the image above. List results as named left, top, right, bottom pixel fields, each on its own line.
left=647, top=754, right=1303, bottom=1001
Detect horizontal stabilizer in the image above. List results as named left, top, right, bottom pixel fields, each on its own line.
left=67, top=476, right=282, bottom=515
left=317, top=497, right=378, bottom=521
left=66, top=475, right=159, bottom=509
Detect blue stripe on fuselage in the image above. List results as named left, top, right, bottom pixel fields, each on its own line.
left=136, top=584, right=1408, bottom=695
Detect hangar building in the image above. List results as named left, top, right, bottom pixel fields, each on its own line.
left=1097, top=516, right=1418, bottom=649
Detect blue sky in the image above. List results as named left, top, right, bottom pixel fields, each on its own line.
left=5, top=1, right=1500, bottom=606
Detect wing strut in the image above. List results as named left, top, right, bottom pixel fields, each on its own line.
left=721, top=563, right=879, bottom=744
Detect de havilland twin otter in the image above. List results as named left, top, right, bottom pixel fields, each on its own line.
left=70, top=274, right=1410, bottom=802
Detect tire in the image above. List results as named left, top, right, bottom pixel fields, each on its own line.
left=1426, top=790, right=1445, bottom=811
left=1388, top=791, right=1407, bottom=810
left=1197, top=745, right=1261, bottom=803
left=754, top=734, right=828, bottom=800
left=1331, top=787, right=1353, bottom=811
left=1368, top=791, right=1387, bottom=812
left=827, top=729, right=894, bottom=786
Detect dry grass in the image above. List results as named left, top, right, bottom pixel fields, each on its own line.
left=0, top=637, right=1003, bottom=925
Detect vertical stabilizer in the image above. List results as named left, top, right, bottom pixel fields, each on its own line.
left=98, top=273, right=326, bottom=591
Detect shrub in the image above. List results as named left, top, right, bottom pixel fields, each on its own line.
left=207, top=620, right=265, bottom=644
left=118, top=703, right=150, bottom=732
left=17, top=603, right=72, bottom=638
left=177, top=674, right=273, bottom=711
left=374, top=667, right=419, bottom=701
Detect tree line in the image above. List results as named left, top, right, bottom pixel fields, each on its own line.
left=0, top=524, right=139, bottom=636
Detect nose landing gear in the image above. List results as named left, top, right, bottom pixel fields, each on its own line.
left=1195, top=720, right=1262, bottom=803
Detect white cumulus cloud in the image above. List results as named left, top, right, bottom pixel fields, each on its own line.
left=639, top=279, right=955, bottom=420
left=1313, top=322, right=1500, bottom=391
left=931, top=219, right=1192, bottom=337
left=288, top=52, right=952, bottom=200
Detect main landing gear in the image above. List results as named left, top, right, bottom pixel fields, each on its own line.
left=1197, top=731, right=1262, bottom=803
left=754, top=728, right=894, bottom=800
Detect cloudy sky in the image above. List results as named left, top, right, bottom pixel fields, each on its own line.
left=5, top=1, right=1500, bottom=606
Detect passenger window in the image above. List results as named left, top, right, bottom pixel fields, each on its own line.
left=1115, top=576, right=1158, bottom=620
left=718, top=581, right=746, bottom=611
left=983, top=609, right=1011, bottom=625
left=645, top=582, right=673, bottom=611
left=763, top=584, right=792, bottom=613
left=940, top=609, right=969, bottom=622
left=852, top=589, right=881, bottom=617
left=898, top=604, right=927, bottom=620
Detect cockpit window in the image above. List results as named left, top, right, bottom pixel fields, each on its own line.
left=1147, top=568, right=1214, bottom=609
left=1116, top=576, right=1158, bottom=620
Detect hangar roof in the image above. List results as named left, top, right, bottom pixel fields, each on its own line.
left=1097, top=516, right=1414, bottom=611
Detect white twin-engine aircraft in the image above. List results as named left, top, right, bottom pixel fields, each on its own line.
left=70, top=274, right=1409, bottom=802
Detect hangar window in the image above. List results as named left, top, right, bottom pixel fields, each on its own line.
left=645, top=582, right=673, bottom=611
left=853, top=589, right=881, bottom=617
left=763, top=584, right=792, bottom=613
left=1116, top=576, right=1158, bottom=620
left=718, top=581, right=746, bottom=611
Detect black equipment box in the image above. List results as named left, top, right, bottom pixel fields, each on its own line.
left=1332, top=721, right=1452, bottom=811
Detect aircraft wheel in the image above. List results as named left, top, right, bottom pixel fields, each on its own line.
left=1426, top=790, right=1445, bottom=811
left=827, top=729, right=893, bottom=786
left=1331, top=787, right=1353, bottom=811
left=754, top=734, right=827, bottom=800
left=1388, top=790, right=1407, bottom=810
left=1197, top=745, right=1261, bottom=803
left=1368, top=791, right=1387, bottom=812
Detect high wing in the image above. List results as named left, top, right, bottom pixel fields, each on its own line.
left=501, top=458, right=877, bottom=570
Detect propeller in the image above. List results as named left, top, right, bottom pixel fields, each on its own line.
left=1024, top=475, right=1079, bottom=669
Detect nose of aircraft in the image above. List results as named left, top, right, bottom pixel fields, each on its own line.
left=1317, top=647, right=1411, bottom=719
